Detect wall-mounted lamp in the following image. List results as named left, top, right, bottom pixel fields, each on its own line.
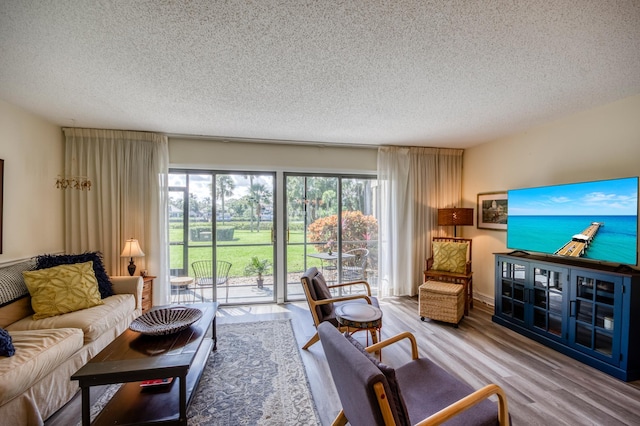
left=438, top=208, right=474, bottom=237
left=120, top=238, right=145, bottom=276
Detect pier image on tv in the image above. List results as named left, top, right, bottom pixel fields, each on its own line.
left=507, top=177, right=639, bottom=265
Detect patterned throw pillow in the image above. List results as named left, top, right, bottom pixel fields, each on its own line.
left=0, top=259, right=36, bottom=307
left=22, top=261, right=104, bottom=320
left=36, top=252, right=114, bottom=299
left=0, top=327, right=15, bottom=357
left=432, top=241, right=468, bottom=274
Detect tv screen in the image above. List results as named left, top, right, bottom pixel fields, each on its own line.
left=507, top=177, right=638, bottom=266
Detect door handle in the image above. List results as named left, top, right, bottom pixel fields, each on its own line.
left=286, top=228, right=290, bottom=244
left=271, top=228, right=275, bottom=243
left=569, top=300, right=576, bottom=317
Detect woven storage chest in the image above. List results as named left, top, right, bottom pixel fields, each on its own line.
left=419, top=280, right=465, bottom=324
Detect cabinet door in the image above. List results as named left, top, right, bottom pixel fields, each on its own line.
left=496, top=257, right=527, bottom=325
left=531, top=265, right=566, bottom=340
left=568, top=271, right=622, bottom=365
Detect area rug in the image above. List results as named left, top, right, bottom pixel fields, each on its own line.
left=85, top=319, right=321, bottom=425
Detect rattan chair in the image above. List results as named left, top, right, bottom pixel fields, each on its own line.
left=342, top=248, right=369, bottom=281
left=423, top=237, right=473, bottom=316
left=191, top=260, right=232, bottom=303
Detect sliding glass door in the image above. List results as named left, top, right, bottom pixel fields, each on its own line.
left=284, top=174, right=378, bottom=301
left=169, top=171, right=275, bottom=304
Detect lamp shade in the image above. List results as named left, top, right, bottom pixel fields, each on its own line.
left=120, top=239, right=145, bottom=258
left=438, top=208, right=474, bottom=227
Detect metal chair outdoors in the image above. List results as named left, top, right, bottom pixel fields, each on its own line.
left=300, top=266, right=380, bottom=350
left=191, top=260, right=232, bottom=303
left=342, top=248, right=369, bottom=281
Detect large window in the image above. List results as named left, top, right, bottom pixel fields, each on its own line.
left=168, top=170, right=377, bottom=304
left=284, top=174, right=378, bottom=301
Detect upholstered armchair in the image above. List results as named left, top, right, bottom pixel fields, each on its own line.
left=318, top=322, right=510, bottom=426
left=424, top=237, right=473, bottom=315
left=300, top=266, right=380, bottom=350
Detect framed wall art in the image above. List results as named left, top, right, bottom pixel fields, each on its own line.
left=477, top=191, right=507, bottom=230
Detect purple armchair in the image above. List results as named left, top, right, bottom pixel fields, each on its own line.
left=318, top=322, right=510, bottom=426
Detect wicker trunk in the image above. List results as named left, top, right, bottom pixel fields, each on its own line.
left=419, top=280, right=465, bottom=325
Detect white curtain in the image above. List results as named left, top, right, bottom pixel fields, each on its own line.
left=377, top=146, right=463, bottom=297
left=62, top=128, right=170, bottom=305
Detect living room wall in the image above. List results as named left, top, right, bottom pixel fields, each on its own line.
left=0, top=100, right=64, bottom=263
left=462, top=94, right=640, bottom=304
left=169, top=137, right=378, bottom=173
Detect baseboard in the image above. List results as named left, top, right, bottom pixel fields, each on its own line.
left=472, top=291, right=494, bottom=307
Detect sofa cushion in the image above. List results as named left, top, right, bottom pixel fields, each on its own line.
left=432, top=241, right=468, bottom=274
left=36, top=252, right=115, bottom=298
left=23, top=262, right=104, bottom=320
left=0, top=327, right=15, bottom=357
left=6, top=294, right=135, bottom=344
left=0, top=328, right=83, bottom=406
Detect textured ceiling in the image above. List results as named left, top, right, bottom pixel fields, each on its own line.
left=1, top=1, right=639, bottom=148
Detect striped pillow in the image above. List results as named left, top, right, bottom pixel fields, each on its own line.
left=0, top=259, right=36, bottom=307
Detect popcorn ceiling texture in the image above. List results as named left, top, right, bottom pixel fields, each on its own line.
left=0, top=0, right=639, bottom=148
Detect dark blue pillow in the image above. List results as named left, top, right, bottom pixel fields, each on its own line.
left=36, top=252, right=114, bottom=298
left=0, top=328, right=15, bottom=357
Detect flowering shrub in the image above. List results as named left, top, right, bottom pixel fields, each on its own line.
left=307, top=211, right=378, bottom=252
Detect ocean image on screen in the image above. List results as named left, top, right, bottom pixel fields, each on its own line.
left=507, top=177, right=638, bottom=265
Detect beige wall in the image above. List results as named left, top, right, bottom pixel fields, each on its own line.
left=169, top=137, right=378, bottom=173
left=463, top=94, right=640, bottom=304
left=0, top=100, right=64, bottom=263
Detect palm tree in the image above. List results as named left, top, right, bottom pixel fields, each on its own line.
left=216, top=175, right=235, bottom=224
left=250, top=182, right=272, bottom=232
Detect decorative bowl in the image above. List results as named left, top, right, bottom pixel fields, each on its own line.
left=129, top=307, right=203, bottom=336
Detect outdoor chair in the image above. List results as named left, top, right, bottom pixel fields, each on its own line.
left=342, top=248, right=369, bottom=282
left=318, top=322, right=510, bottom=426
left=191, top=260, right=232, bottom=303
left=300, top=266, right=380, bottom=350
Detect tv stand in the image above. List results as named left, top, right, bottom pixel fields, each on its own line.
left=493, top=252, right=640, bottom=381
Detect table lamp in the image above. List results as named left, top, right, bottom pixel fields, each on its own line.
left=437, top=208, right=474, bottom=237
left=121, top=238, right=145, bottom=276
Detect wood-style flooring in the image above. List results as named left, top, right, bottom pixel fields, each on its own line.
left=47, top=297, right=640, bottom=425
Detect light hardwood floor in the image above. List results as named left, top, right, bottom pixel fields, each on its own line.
left=48, top=297, right=640, bottom=425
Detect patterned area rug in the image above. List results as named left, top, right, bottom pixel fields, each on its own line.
left=86, top=319, right=321, bottom=425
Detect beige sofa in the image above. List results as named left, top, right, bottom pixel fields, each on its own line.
left=0, top=260, right=142, bottom=426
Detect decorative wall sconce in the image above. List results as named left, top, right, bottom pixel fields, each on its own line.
left=55, top=175, right=92, bottom=191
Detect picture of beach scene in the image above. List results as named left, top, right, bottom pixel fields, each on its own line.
left=507, top=177, right=638, bottom=265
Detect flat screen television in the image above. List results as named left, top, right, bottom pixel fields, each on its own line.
left=507, top=177, right=639, bottom=266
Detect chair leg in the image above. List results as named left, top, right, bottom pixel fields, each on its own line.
left=302, top=331, right=320, bottom=350
left=331, top=410, right=348, bottom=426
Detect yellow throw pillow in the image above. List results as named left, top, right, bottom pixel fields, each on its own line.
left=22, top=261, right=103, bottom=320
left=432, top=242, right=468, bottom=274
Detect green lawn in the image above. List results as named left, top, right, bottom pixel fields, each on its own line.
left=170, top=228, right=315, bottom=278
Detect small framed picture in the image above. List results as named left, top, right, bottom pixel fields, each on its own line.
left=477, top=192, right=508, bottom=230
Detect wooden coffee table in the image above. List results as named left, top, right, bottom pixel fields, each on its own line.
left=71, top=302, right=218, bottom=425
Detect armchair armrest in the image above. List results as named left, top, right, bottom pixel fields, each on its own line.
left=365, top=331, right=419, bottom=360
left=313, top=294, right=373, bottom=306
left=415, top=383, right=510, bottom=426
left=111, top=276, right=143, bottom=311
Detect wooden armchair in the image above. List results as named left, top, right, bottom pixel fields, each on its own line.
left=318, top=322, right=510, bottom=426
left=300, top=267, right=380, bottom=350
left=424, top=237, right=473, bottom=315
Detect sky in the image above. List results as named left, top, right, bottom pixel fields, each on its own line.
left=508, top=177, right=638, bottom=216
left=169, top=173, right=273, bottom=201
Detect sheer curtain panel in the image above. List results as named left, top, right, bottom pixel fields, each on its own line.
left=62, top=128, right=170, bottom=305
left=377, top=147, right=463, bottom=297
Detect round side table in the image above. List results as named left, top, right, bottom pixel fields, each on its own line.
left=335, top=302, right=383, bottom=347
